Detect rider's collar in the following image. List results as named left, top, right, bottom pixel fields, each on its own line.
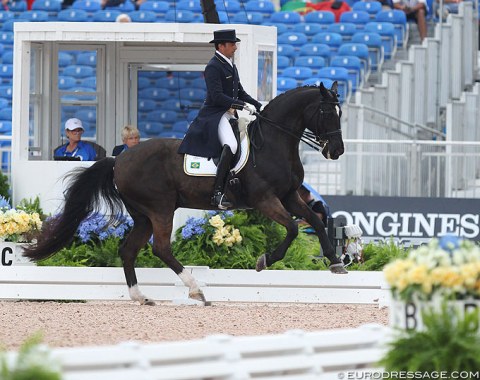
left=216, top=51, right=233, bottom=67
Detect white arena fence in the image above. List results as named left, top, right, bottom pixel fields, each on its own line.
left=6, top=324, right=390, bottom=380
left=0, top=266, right=390, bottom=306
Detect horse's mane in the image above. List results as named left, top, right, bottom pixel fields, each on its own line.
left=262, top=85, right=322, bottom=114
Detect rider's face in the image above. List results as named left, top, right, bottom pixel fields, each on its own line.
left=218, top=42, right=237, bottom=59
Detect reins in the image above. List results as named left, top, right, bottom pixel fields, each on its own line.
left=249, top=99, right=342, bottom=166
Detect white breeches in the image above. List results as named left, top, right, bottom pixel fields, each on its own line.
left=218, top=112, right=238, bottom=155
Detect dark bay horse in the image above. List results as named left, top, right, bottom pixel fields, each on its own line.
left=23, top=82, right=346, bottom=306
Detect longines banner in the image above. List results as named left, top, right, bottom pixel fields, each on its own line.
left=323, top=196, right=480, bottom=245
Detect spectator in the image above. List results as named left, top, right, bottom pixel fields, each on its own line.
left=393, top=0, right=427, bottom=42
left=306, top=0, right=351, bottom=22
left=115, top=13, right=131, bottom=22
left=112, top=125, right=140, bottom=156
left=434, top=0, right=461, bottom=20
left=54, top=118, right=97, bottom=161
left=297, top=182, right=331, bottom=228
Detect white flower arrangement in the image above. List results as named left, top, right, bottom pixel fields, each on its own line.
left=384, top=237, right=480, bottom=302
left=0, top=208, right=42, bottom=243
left=209, top=214, right=242, bottom=247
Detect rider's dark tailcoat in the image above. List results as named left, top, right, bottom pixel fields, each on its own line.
left=177, top=52, right=262, bottom=158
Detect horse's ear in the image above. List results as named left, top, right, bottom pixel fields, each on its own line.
left=319, top=82, right=329, bottom=98
left=330, top=81, right=338, bottom=95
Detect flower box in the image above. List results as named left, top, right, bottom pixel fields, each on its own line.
left=0, top=242, right=34, bottom=266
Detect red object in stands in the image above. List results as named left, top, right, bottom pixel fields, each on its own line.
left=306, top=1, right=351, bottom=22
left=27, top=0, right=34, bottom=9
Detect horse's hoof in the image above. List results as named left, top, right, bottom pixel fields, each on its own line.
left=189, top=291, right=208, bottom=304
left=329, top=263, right=348, bottom=274
left=256, top=254, right=267, bottom=272
left=144, top=299, right=156, bottom=306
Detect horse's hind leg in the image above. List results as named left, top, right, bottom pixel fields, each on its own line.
left=119, top=214, right=155, bottom=305
left=150, top=214, right=210, bottom=306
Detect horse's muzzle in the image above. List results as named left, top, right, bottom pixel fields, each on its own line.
left=322, top=144, right=344, bottom=160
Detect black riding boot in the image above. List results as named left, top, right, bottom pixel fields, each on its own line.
left=211, top=145, right=234, bottom=210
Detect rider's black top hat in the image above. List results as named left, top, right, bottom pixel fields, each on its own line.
left=209, top=29, right=241, bottom=43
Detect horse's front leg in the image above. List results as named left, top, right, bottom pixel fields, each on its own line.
left=281, top=191, right=347, bottom=274
left=253, top=197, right=302, bottom=271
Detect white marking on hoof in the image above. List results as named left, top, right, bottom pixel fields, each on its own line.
left=329, top=263, right=348, bottom=274
left=129, top=285, right=154, bottom=305
left=172, top=298, right=206, bottom=306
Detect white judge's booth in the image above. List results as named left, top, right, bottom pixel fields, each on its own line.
left=10, top=22, right=276, bottom=227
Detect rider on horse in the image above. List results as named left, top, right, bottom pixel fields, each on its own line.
left=178, top=29, right=262, bottom=210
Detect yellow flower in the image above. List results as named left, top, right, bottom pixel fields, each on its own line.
left=209, top=215, right=225, bottom=229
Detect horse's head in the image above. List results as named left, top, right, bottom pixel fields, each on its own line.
left=305, top=82, right=344, bottom=160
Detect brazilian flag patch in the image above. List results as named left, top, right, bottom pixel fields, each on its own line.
left=190, top=162, right=200, bottom=169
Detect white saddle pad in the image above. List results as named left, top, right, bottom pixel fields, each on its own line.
left=183, top=134, right=250, bottom=176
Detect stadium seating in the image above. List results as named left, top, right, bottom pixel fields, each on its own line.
left=74, top=109, right=97, bottom=124
left=138, top=99, right=157, bottom=112
left=277, top=43, right=298, bottom=59
left=177, top=0, right=202, bottom=13
left=32, top=0, right=62, bottom=18
left=293, top=22, right=323, bottom=37
left=139, top=1, right=170, bottom=15
left=2, top=19, right=29, bottom=32
left=365, top=21, right=397, bottom=60
left=140, top=121, right=164, bottom=136
left=72, top=0, right=102, bottom=14
left=162, top=98, right=192, bottom=111
left=18, top=10, right=49, bottom=21
left=282, top=66, right=313, bottom=81
left=155, top=77, right=187, bottom=91
left=138, top=87, right=170, bottom=101
left=0, top=63, right=12, bottom=79
left=339, top=10, right=371, bottom=29
left=311, top=31, right=343, bottom=52
left=0, top=106, right=11, bottom=120
left=352, top=1, right=382, bottom=18
left=179, top=88, right=206, bottom=103
left=299, top=43, right=332, bottom=65
left=375, top=9, right=408, bottom=48
left=62, top=64, right=95, bottom=78
left=214, top=0, right=241, bottom=16
left=0, top=120, right=12, bottom=134
left=277, top=55, right=291, bottom=72
left=57, top=8, right=89, bottom=22
left=92, top=10, right=122, bottom=22
left=231, top=11, right=264, bottom=24
left=351, top=31, right=384, bottom=71
left=58, top=76, right=77, bottom=90
left=76, top=51, right=97, bottom=66
left=9, top=1, right=27, bottom=14
left=269, top=11, right=302, bottom=25
left=330, top=55, right=363, bottom=91
left=327, top=22, right=357, bottom=41
left=191, top=77, right=206, bottom=89
left=317, top=66, right=351, bottom=102
left=0, top=11, right=14, bottom=26
left=337, top=42, right=371, bottom=80
left=277, top=76, right=297, bottom=92
left=304, top=10, right=335, bottom=28
left=294, top=56, right=326, bottom=74
left=130, top=10, right=158, bottom=22
left=80, top=76, right=96, bottom=89
left=165, top=9, right=195, bottom=22
left=147, top=109, right=177, bottom=124
left=245, top=0, right=275, bottom=18
left=278, top=31, right=308, bottom=46
left=187, top=109, right=198, bottom=122
left=172, top=120, right=189, bottom=133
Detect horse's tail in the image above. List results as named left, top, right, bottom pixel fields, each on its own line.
left=23, top=157, right=124, bottom=261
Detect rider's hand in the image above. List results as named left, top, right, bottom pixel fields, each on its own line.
left=244, top=104, right=256, bottom=115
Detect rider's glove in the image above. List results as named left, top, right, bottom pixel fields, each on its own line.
left=243, top=104, right=256, bottom=115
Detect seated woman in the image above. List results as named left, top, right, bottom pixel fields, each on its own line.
left=53, top=118, right=97, bottom=161
left=112, top=125, right=141, bottom=156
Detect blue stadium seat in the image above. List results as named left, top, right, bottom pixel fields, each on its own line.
left=0, top=64, right=12, bottom=78
left=9, top=1, right=27, bottom=13
left=191, top=77, right=206, bottom=90
left=72, top=0, right=102, bottom=13
left=338, top=42, right=371, bottom=79
left=277, top=77, right=297, bottom=92
left=216, top=10, right=229, bottom=23
left=62, top=86, right=95, bottom=101
left=0, top=11, right=14, bottom=25
left=138, top=76, right=151, bottom=89
left=32, top=0, right=62, bottom=12
left=245, top=0, right=275, bottom=17
left=299, top=43, right=331, bottom=65
left=162, top=99, right=192, bottom=111
left=327, top=22, right=357, bottom=41
left=311, top=32, right=343, bottom=52
left=352, top=1, right=382, bottom=17
left=138, top=99, right=157, bottom=112
left=129, top=10, right=157, bottom=22
left=365, top=22, right=396, bottom=60
left=164, top=9, right=195, bottom=22
left=177, top=0, right=202, bottom=13
left=2, top=19, right=30, bottom=32
left=330, top=55, right=363, bottom=91
left=278, top=32, right=308, bottom=47
left=75, top=109, right=96, bottom=124
left=264, top=22, right=288, bottom=35
left=0, top=97, right=8, bottom=108
left=282, top=66, right=313, bottom=81
left=58, top=52, right=74, bottom=67
left=92, top=10, right=121, bottom=22
left=0, top=107, right=11, bottom=120
left=57, top=8, right=89, bottom=21
left=58, top=76, right=77, bottom=90
left=107, top=0, right=135, bottom=11
left=155, top=76, right=187, bottom=90
left=140, top=121, right=164, bottom=136
left=187, top=109, right=198, bottom=122
left=18, top=10, right=49, bottom=21
left=214, top=0, right=241, bottom=15
left=80, top=76, right=96, bottom=89
left=141, top=70, right=167, bottom=79
left=277, top=43, right=298, bottom=59
left=76, top=51, right=97, bottom=66
left=1, top=51, right=12, bottom=64
left=139, top=0, right=169, bottom=14
left=339, top=10, right=370, bottom=29
left=0, top=32, right=13, bottom=46
left=352, top=31, right=383, bottom=71
left=375, top=9, right=407, bottom=48
left=172, top=120, right=189, bottom=133
left=147, top=110, right=177, bottom=124
left=0, top=120, right=12, bottom=134
left=294, top=56, right=326, bottom=73
left=293, top=23, right=323, bottom=37
left=159, top=130, right=185, bottom=139
left=317, top=66, right=350, bottom=102
left=277, top=55, right=290, bottom=72
left=303, top=77, right=334, bottom=88
left=231, top=11, right=263, bottom=24
left=178, top=71, right=202, bottom=80
left=62, top=65, right=95, bottom=78
left=139, top=87, right=170, bottom=101
left=269, top=11, right=302, bottom=25
left=180, top=88, right=206, bottom=102
left=0, top=85, right=12, bottom=99
left=304, top=10, right=335, bottom=28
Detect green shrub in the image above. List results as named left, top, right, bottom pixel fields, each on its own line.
left=0, top=172, right=10, bottom=200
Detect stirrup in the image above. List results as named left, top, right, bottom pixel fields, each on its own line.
left=211, top=192, right=232, bottom=210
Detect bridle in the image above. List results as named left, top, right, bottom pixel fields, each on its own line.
left=250, top=98, right=343, bottom=152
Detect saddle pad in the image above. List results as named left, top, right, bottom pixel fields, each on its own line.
left=183, top=135, right=249, bottom=176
